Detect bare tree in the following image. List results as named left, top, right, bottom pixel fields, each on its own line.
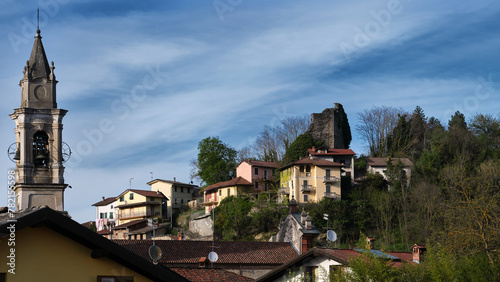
left=252, top=115, right=310, bottom=163
left=356, top=106, right=406, bottom=156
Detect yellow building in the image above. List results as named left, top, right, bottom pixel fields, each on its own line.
left=147, top=179, right=197, bottom=220
left=0, top=207, right=187, bottom=281
left=279, top=157, right=343, bottom=203
left=116, top=189, right=166, bottom=225
left=202, top=177, right=253, bottom=214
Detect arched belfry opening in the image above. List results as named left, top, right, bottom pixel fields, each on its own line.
left=33, top=131, right=49, bottom=168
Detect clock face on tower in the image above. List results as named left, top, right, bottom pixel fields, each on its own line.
left=34, top=85, right=47, bottom=100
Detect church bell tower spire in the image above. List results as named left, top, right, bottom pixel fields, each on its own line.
left=10, top=28, right=68, bottom=211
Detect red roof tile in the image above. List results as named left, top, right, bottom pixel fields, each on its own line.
left=203, top=177, right=252, bottom=192
left=364, top=157, right=414, bottom=167
left=282, top=157, right=344, bottom=169
left=113, top=219, right=147, bottom=229
left=114, top=240, right=298, bottom=265
left=308, top=148, right=356, bottom=156
left=128, top=189, right=166, bottom=198
left=92, top=197, right=117, bottom=206
left=241, top=160, right=278, bottom=168
left=171, top=268, right=253, bottom=282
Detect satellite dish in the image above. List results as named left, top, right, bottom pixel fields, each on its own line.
left=327, top=230, right=337, bottom=242
left=208, top=251, right=219, bottom=263
left=149, top=245, right=162, bottom=264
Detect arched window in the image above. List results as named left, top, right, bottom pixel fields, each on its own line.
left=33, top=131, right=49, bottom=167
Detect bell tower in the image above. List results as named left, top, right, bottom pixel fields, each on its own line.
left=9, top=28, right=68, bottom=211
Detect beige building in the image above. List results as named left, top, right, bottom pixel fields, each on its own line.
left=201, top=177, right=253, bottom=214
left=279, top=157, right=343, bottom=203
left=115, top=189, right=166, bottom=225
left=148, top=179, right=197, bottom=219
left=364, top=157, right=414, bottom=188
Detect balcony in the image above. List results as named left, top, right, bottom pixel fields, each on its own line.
left=299, top=172, right=312, bottom=177
left=324, top=176, right=340, bottom=183
left=118, top=210, right=160, bottom=219
left=279, top=187, right=290, bottom=194
left=324, top=192, right=339, bottom=199
left=301, top=185, right=313, bottom=192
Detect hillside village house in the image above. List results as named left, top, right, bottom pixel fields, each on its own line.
left=364, top=157, right=414, bottom=187
left=256, top=246, right=419, bottom=282
left=115, top=189, right=167, bottom=225
left=279, top=156, right=343, bottom=203
left=236, top=160, right=278, bottom=192
left=148, top=178, right=198, bottom=219
left=202, top=177, right=253, bottom=214
left=92, top=196, right=117, bottom=231
left=307, top=147, right=356, bottom=178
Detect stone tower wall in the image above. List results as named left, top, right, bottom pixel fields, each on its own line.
left=307, top=103, right=346, bottom=149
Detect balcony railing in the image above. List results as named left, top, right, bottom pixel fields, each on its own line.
left=279, top=187, right=290, bottom=194
left=301, top=185, right=313, bottom=192
left=324, top=176, right=340, bottom=183
left=118, top=211, right=160, bottom=219
left=299, top=172, right=312, bottom=177
left=324, top=192, right=339, bottom=199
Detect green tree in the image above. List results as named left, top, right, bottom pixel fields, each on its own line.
left=193, top=137, right=237, bottom=186
left=282, top=133, right=321, bottom=165
left=448, top=110, right=467, bottom=131
left=214, top=196, right=254, bottom=241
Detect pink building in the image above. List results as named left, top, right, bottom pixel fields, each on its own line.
left=236, top=160, right=278, bottom=192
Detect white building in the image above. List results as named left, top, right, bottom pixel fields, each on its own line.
left=92, top=197, right=117, bottom=231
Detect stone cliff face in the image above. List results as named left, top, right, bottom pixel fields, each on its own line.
left=307, top=103, right=350, bottom=149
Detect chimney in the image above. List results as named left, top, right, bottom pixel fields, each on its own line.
left=305, top=215, right=312, bottom=230
left=198, top=257, right=207, bottom=268
left=174, top=177, right=176, bottom=182
left=412, top=244, right=426, bottom=263
left=312, top=146, right=316, bottom=152
left=102, top=196, right=105, bottom=201
left=288, top=197, right=298, bottom=214
left=178, top=231, right=184, bottom=241
left=366, top=237, right=375, bottom=250
left=301, top=208, right=307, bottom=225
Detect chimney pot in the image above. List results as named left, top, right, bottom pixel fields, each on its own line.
left=102, top=196, right=105, bottom=201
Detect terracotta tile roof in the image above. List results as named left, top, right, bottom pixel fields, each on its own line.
left=282, top=156, right=344, bottom=170
left=80, top=221, right=95, bottom=228
left=114, top=240, right=298, bottom=265
left=308, top=148, right=356, bottom=156
left=170, top=268, right=253, bottom=282
left=203, top=177, right=252, bottom=192
left=364, top=157, right=414, bottom=167
left=92, top=197, right=117, bottom=206
left=241, top=160, right=278, bottom=168
left=97, top=229, right=111, bottom=235
left=128, top=189, right=167, bottom=198
left=387, top=251, right=413, bottom=263
left=147, top=179, right=198, bottom=187
left=113, top=219, right=147, bottom=229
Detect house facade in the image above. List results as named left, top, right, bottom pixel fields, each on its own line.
left=279, top=157, right=343, bottom=203
left=202, top=177, right=253, bottom=214
left=92, top=196, right=117, bottom=231
left=364, top=157, right=414, bottom=187
left=115, top=189, right=166, bottom=225
left=148, top=178, right=197, bottom=219
left=270, top=200, right=320, bottom=255
left=307, top=147, right=356, bottom=178
left=0, top=207, right=187, bottom=281
left=236, top=160, right=278, bottom=192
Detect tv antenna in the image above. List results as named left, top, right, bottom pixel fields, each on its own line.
left=129, top=178, right=134, bottom=189
left=208, top=203, right=219, bottom=267
left=148, top=218, right=162, bottom=264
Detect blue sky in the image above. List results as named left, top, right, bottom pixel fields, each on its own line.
left=1, top=0, right=499, bottom=222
